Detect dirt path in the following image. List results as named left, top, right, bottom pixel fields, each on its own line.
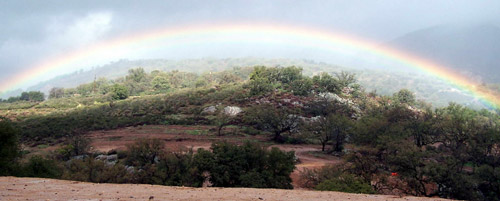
left=0, top=177, right=450, bottom=201
left=84, top=125, right=341, bottom=188
left=269, top=144, right=342, bottom=188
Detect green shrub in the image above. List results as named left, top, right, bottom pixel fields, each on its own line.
left=62, top=158, right=132, bottom=183
left=55, top=136, right=91, bottom=160
left=0, top=117, right=19, bottom=175
left=125, top=138, right=164, bottom=167
left=21, top=155, right=61, bottom=178
left=315, top=174, right=375, bottom=194
left=241, top=126, right=260, bottom=135
left=153, top=150, right=206, bottom=187
left=197, top=141, right=296, bottom=189
left=110, top=84, right=129, bottom=100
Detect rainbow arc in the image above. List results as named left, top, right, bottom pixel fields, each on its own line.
left=1, top=23, right=499, bottom=108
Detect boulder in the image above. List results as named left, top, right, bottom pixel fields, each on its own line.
left=107, top=154, right=118, bottom=161
left=202, top=106, right=217, bottom=114
left=95, top=154, right=107, bottom=161
left=223, top=106, right=242, bottom=117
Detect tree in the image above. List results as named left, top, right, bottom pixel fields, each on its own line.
left=125, top=68, right=149, bottom=95
left=0, top=117, right=19, bottom=175
left=335, top=71, right=357, bottom=89
left=216, top=71, right=242, bottom=85
left=214, top=107, right=234, bottom=136
left=315, top=174, right=375, bottom=194
left=246, top=104, right=300, bottom=142
left=154, top=150, right=205, bottom=187
left=312, top=72, right=341, bottom=94
left=19, top=91, right=45, bottom=102
left=196, top=141, right=296, bottom=188
left=393, top=89, right=416, bottom=105
left=151, top=76, right=170, bottom=92
left=306, top=113, right=354, bottom=152
left=56, top=135, right=92, bottom=160
left=305, top=116, right=332, bottom=152
left=110, top=84, right=129, bottom=100
left=126, top=138, right=164, bottom=168
left=49, top=87, right=65, bottom=99
left=329, top=114, right=354, bottom=152
left=407, top=108, right=435, bottom=147
left=275, top=66, right=303, bottom=84
left=247, top=76, right=274, bottom=96
left=126, top=67, right=147, bottom=83
left=290, top=78, right=313, bottom=96
left=247, top=66, right=274, bottom=96
left=22, top=155, right=61, bottom=178
left=7, top=96, right=20, bottom=102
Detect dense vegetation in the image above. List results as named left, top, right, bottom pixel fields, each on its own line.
left=1, top=65, right=499, bottom=200
left=0, top=91, right=45, bottom=103
left=4, top=58, right=496, bottom=109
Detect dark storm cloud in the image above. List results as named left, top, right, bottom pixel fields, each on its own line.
left=0, top=0, right=499, bottom=89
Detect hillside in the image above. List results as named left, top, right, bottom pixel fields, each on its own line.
left=23, top=58, right=342, bottom=95
left=3, top=57, right=490, bottom=109
left=1, top=66, right=498, bottom=200
left=387, top=24, right=500, bottom=83
left=0, top=177, right=449, bottom=201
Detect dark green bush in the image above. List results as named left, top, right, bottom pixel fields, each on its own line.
left=197, top=141, right=296, bottom=189
left=125, top=138, right=164, bottom=167
left=21, top=155, right=62, bottom=178
left=0, top=117, right=19, bottom=175
left=55, top=136, right=91, bottom=160
left=62, top=158, right=132, bottom=183
left=315, top=174, right=375, bottom=194
left=110, top=84, right=129, bottom=100
left=153, top=150, right=206, bottom=187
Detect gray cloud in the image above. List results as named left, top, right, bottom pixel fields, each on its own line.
left=1, top=0, right=499, bottom=90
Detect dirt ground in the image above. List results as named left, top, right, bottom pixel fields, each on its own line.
left=12, top=125, right=451, bottom=200
left=83, top=125, right=339, bottom=188
left=0, top=177, right=450, bottom=201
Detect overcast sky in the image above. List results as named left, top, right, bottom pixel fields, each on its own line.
left=1, top=0, right=499, bottom=90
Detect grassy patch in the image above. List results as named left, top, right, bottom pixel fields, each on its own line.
left=186, top=130, right=208, bottom=135
left=36, top=144, right=49, bottom=149
left=107, top=136, right=123, bottom=141
left=307, top=151, right=332, bottom=159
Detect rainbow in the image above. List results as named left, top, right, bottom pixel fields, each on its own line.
left=1, top=22, right=499, bottom=108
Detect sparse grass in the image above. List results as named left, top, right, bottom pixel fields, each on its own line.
left=0, top=101, right=39, bottom=110
left=307, top=151, right=332, bottom=159
left=107, top=136, right=122, bottom=141
left=163, top=129, right=178, bottom=134
left=186, top=130, right=208, bottom=135
left=36, top=144, right=49, bottom=149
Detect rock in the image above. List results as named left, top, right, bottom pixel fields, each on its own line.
left=107, top=154, right=118, bottom=161
left=301, top=116, right=322, bottom=124
left=105, top=161, right=117, bottom=166
left=125, top=166, right=135, bottom=173
left=202, top=106, right=217, bottom=114
left=291, top=101, right=303, bottom=107
left=223, top=106, right=242, bottom=117
left=95, top=154, right=107, bottom=161
left=319, top=92, right=342, bottom=102
left=71, top=155, right=88, bottom=160
left=95, top=154, right=118, bottom=165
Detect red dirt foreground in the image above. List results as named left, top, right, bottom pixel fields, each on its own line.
left=1, top=177, right=450, bottom=201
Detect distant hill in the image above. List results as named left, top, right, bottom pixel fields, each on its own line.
left=1, top=57, right=491, bottom=109
left=387, top=24, right=500, bottom=83
left=23, top=58, right=342, bottom=94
